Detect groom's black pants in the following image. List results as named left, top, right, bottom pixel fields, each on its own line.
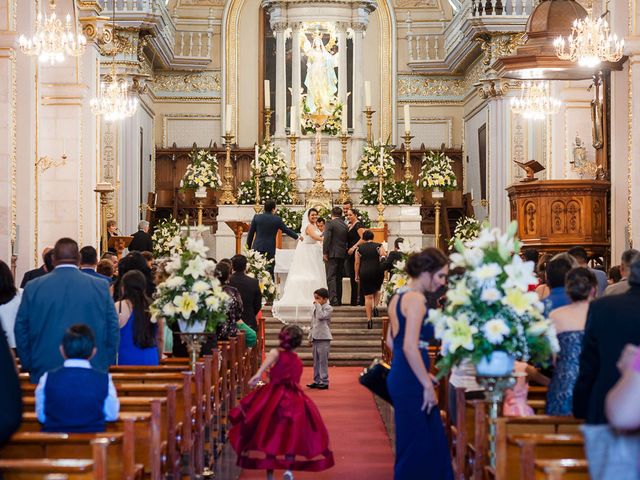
left=325, top=257, right=345, bottom=306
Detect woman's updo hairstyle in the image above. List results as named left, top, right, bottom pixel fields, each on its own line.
left=308, top=208, right=318, bottom=217
left=405, top=248, right=449, bottom=279
left=362, top=230, right=374, bottom=241
left=565, top=267, right=596, bottom=301
left=278, top=324, right=303, bottom=351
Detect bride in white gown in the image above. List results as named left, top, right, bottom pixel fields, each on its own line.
left=272, top=208, right=327, bottom=322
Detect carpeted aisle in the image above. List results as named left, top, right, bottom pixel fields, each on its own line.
left=239, top=366, right=395, bottom=480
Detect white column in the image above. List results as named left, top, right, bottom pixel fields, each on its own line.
left=352, top=25, right=365, bottom=137
left=291, top=25, right=302, bottom=129
left=274, top=24, right=287, bottom=137
left=487, top=95, right=511, bottom=231
left=337, top=25, right=347, bottom=107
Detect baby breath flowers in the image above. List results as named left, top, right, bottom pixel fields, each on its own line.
left=428, top=221, right=558, bottom=377
left=417, top=151, right=457, bottom=191
left=152, top=217, right=181, bottom=258
left=242, top=247, right=277, bottom=304
left=237, top=143, right=295, bottom=205
left=151, top=235, right=229, bottom=333
left=181, top=149, right=221, bottom=190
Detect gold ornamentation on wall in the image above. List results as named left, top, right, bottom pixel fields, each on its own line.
left=153, top=71, right=221, bottom=93
left=394, top=0, right=437, bottom=7
left=398, top=58, right=484, bottom=101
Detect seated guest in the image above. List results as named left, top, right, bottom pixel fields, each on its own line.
left=229, top=254, right=262, bottom=331
left=604, top=249, right=639, bottom=296
left=535, top=253, right=553, bottom=300
left=0, top=260, right=21, bottom=348
left=113, top=252, right=155, bottom=300
left=21, top=247, right=54, bottom=288
left=574, top=259, right=640, bottom=424
left=115, top=271, right=160, bottom=366
left=101, top=252, right=119, bottom=278
left=543, top=256, right=574, bottom=315
left=128, top=220, right=153, bottom=253
left=503, top=361, right=534, bottom=417
left=546, top=267, right=596, bottom=415
left=381, top=237, right=404, bottom=272
left=0, top=328, right=21, bottom=446
left=96, top=259, right=114, bottom=279
left=567, top=246, right=608, bottom=296
left=214, top=261, right=256, bottom=348
left=608, top=265, right=622, bottom=285
left=79, top=246, right=111, bottom=283
left=35, top=324, right=119, bottom=432
left=606, top=344, right=640, bottom=430
left=522, top=248, right=540, bottom=291
left=141, top=251, right=154, bottom=270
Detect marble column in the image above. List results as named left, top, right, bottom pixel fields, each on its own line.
left=486, top=94, right=511, bottom=231
left=337, top=24, right=347, bottom=109
left=352, top=25, right=365, bottom=137
left=291, top=24, right=302, bottom=128
left=274, top=23, right=287, bottom=137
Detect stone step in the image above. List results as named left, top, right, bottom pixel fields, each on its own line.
left=296, top=352, right=378, bottom=367
left=266, top=339, right=381, bottom=349
left=265, top=328, right=382, bottom=336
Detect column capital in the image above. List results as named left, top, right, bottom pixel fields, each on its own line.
left=271, top=21, right=289, bottom=33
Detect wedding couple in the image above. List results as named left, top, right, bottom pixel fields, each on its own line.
left=272, top=206, right=347, bottom=322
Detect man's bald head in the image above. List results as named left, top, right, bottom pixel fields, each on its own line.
left=53, top=238, right=80, bottom=266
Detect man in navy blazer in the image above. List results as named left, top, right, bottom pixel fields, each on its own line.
left=14, top=238, right=119, bottom=384
left=79, top=246, right=111, bottom=284
left=247, top=199, right=299, bottom=261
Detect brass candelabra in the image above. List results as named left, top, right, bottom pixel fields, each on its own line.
left=253, top=161, right=262, bottom=214
left=402, top=132, right=414, bottom=181
left=376, top=166, right=385, bottom=227
left=287, top=133, right=300, bottom=204
left=306, top=113, right=332, bottom=208
left=338, top=133, right=350, bottom=203
left=432, top=189, right=444, bottom=249
left=363, top=107, right=375, bottom=143
left=264, top=108, right=272, bottom=144
left=220, top=134, right=236, bottom=205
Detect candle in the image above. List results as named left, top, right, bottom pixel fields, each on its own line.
left=225, top=104, right=232, bottom=134
left=404, top=104, right=411, bottom=134
left=379, top=146, right=384, bottom=172
left=264, top=80, right=270, bottom=109
left=341, top=104, right=348, bottom=134
left=290, top=106, right=297, bottom=135
left=254, top=144, right=259, bottom=169
left=364, top=81, right=371, bottom=108
left=470, top=188, right=474, bottom=199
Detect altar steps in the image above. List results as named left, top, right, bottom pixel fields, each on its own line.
left=262, top=306, right=385, bottom=366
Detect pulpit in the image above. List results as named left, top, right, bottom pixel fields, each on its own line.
left=507, top=180, right=610, bottom=260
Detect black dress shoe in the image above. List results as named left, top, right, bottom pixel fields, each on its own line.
left=307, top=383, right=320, bottom=389
left=367, top=319, right=373, bottom=330
left=316, top=384, right=329, bottom=390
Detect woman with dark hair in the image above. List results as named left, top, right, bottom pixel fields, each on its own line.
left=0, top=260, right=21, bottom=348
left=355, top=230, right=386, bottom=329
left=115, top=270, right=161, bottom=365
left=113, top=251, right=155, bottom=300
left=345, top=208, right=365, bottom=306
left=386, top=248, right=453, bottom=480
left=214, top=261, right=256, bottom=347
left=546, top=267, right=597, bottom=415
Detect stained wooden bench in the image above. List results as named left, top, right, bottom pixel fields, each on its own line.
left=534, top=459, right=589, bottom=480
left=508, top=433, right=585, bottom=480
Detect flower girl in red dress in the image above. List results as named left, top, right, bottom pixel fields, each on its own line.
left=229, top=324, right=334, bottom=480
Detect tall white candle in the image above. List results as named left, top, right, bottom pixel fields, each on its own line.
left=364, top=81, right=371, bottom=108
left=290, top=106, right=297, bottom=135
left=341, top=104, right=348, bottom=134
left=264, top=80, right=270, bottom=109
left=404, top=104, right=411, bottom=133
left=379, top=146, right=384, bottom=172
left=225, top=104, right=232, bottom=134
left=254, top=144, right=259, bottom=169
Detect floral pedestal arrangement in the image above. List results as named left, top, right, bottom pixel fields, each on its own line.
left=181, top=148, right=222, bottom=192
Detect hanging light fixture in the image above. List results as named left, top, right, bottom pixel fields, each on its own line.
left=553, top=0, right=624, bottom=68
left=511, top=81, right=562, bottom=120
left=90, top=0, right=138, bottom=122
left=18, top=0, right=87, bottom=64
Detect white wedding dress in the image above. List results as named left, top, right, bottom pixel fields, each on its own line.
left=272, top=213, right=327, bottom=323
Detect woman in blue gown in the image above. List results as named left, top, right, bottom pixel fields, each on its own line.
left=386, top=248, right=453, bottom=480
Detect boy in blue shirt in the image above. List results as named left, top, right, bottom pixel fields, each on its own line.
left=35, top=324, right=119, bottom=432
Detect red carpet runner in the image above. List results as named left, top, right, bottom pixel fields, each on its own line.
left=240, top=366, right=395, bottom=479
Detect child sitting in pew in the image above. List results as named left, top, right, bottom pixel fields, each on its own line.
left=35, top=324, right=120, bottom=433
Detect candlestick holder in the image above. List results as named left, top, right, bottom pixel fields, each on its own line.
left=402, top=132, right=414, bottom=181
left=363, top=107, right=376, bottom=144
left=253, top=163, right=262, bottom=214
left=264, top=108, right=273, bottom=144
left=220, top=134, right=236, bottom=205
left=287, top=133, right=300, bottom=204
left=338, top=133, right=350, bottom=204
left=306, top=114, right=332, bottom=208
left=376, top=166, right=385, bottom=227
left=432, top=188, right=444, bottom=249
left=178, top=333, right=216, bottom=373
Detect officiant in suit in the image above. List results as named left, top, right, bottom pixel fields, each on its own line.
left=323, top=207, right=348, bottom=306
left=247, top=199, right=299, bottom=274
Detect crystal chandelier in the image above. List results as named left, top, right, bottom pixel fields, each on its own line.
left=553, top=2, right=624, bottom=68
left=18, top=0, right=86, bottom=64
left=511, top=82, right=561, bottom=120
left=90, top=0, right=138, bottom=122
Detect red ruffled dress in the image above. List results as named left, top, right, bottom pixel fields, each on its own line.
left=229, top=350, right=335, bottom=471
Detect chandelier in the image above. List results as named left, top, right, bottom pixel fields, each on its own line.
left=511, top=82, right=561, bottom=120
left=18, top=0, right=86, bottom=64
left=90, top=0, right=138, bottom=122
left=553, top=2, right=624, bottom=68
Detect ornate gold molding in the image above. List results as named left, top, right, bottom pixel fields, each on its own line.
left=153, top=70, right=221, bottom=94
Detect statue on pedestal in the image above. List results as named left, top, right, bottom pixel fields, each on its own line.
left=302, top=31, right=338, bottom=114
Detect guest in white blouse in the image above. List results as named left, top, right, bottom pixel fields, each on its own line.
left=0, top=260, right=21, bottom=348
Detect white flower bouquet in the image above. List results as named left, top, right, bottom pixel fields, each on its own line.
left=300, top=96, right=343, bottom=136
left=428, top=221, right=558, bottom=378
left=448, top=216, right=483, bottom=250
left=356, top=141, right=396, bottom=181
left=360, top=179, right=415, bottom=206
left=242, top=246, right=277, bottom=304
left=384, top=240, right=420, bottom=302
left=152, top=217, right=182, bottom=258
left=151, top=236, right=229, bottom=333
left=417, top=151, right=457, bottom=191
left=181, top=149, right=221, bottom=190
left=237, top=143, right=294, bottom=205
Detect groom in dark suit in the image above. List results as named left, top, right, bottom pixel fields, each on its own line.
left=323, top=207, right=348, bottom=306
left=247, top=200, right=299, bottom=272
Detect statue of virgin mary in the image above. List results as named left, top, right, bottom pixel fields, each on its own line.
left=302, top=33, right=338, bottom=114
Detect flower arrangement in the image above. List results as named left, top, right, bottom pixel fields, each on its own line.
left=152, top=217, right=182, bottom=258
left=181, top=148, right=221, bottom=190
left=237, top=143, right=295, bottom=205
left=384, top=240, right=420, bottom=301
left=150, top=236, right=229, bottom=333
left=360, top=180, right=415, bottom=206
left=242, top=246, right=277, bottom=304
left=356, top=141, right=396, bottom=181
left=300, top=96, right=343, bottom=136
left=417, top=151, right=457, bottom=191
left=427, top=222, right=559, bottom=378
left=280, top=207, right=304, bottom=233
left=448, top=216, right=482, bottom=250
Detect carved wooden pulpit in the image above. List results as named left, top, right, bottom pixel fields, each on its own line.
left=507, top=180, right=610, bottom=260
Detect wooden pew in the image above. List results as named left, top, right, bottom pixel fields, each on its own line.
left=534, top=459, right=589, bottom=480
left=509, top=433, right=584, bottom=480
left=0, top=432, right=138, bottom=480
